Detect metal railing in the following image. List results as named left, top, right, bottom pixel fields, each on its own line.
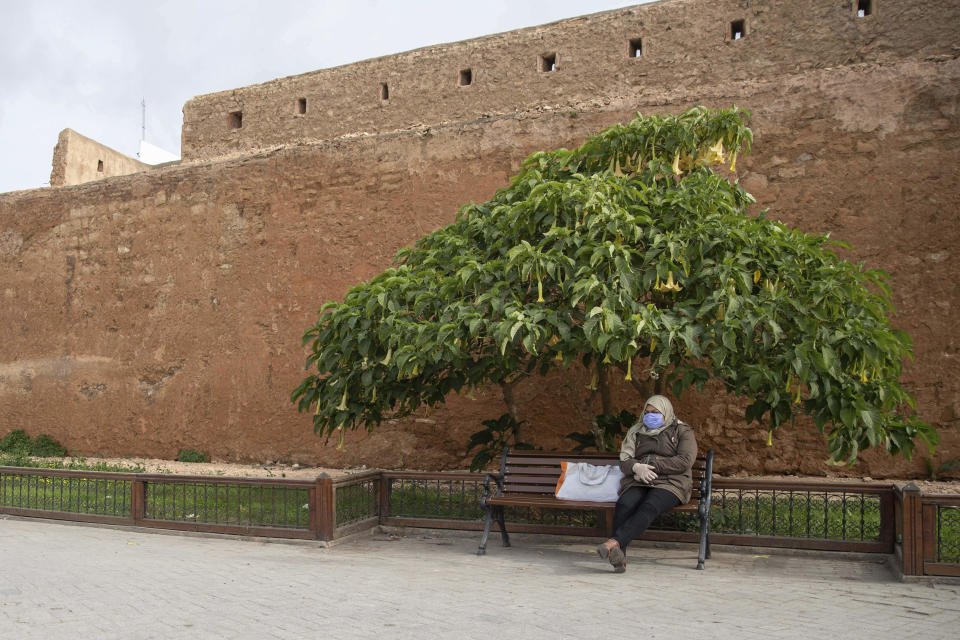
left=704, top=480, right=893, bottom=553
left=142, top=477, right=312, bottom=530
left=4, top=464, right=957, bottom=577
left=0, top=466, right=320, bottom=539
left=332, top=470, right=381, bottom=535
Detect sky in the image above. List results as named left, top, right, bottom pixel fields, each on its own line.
left=0, top=0, right=655, bottom=195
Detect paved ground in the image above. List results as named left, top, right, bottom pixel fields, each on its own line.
left=1, top=516, right=958, bottom=640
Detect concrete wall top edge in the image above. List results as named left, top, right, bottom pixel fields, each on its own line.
left=179, top=0, right=960, bottom=162
left=182, top=1, right=662, bottom=105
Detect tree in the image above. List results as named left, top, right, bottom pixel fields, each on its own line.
left=292, top=106, right=937, bottom=465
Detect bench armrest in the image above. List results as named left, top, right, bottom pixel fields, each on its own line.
left=479, top=472, right=504, bottom=507
left=698, top=449, right=714, bottom=520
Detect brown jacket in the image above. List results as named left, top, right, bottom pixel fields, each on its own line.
left=618, top=420, right=697, bottom=504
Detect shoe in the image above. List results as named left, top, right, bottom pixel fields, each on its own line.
left=596, top=543, right=610, bottom=560
left=608, top=545, right=626, bottom=573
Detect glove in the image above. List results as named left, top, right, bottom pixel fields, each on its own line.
left=632, top=462, right=658, bottom=484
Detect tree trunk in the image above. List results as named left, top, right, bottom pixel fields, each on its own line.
left=584, top=385, right=603, bottom=451
left=500, top=381, right=520, bottom=422
left=598, top=365, right=614, bottom=416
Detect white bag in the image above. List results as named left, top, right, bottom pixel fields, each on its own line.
left=555, top=461, right=624, bottom=502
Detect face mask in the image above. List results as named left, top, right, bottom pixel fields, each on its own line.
left=643, top=412, right=664, bottom=429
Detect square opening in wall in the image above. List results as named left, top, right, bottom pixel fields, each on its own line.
left=228, top=111, right=243, bottom=129
left=379, top=83, right=389, bottom=100
left=730, top=20, right=745, bottom=40
left=539, top=53, right=557, bottom=72
left=97, top=160, right=104, bottom=172
left=458, top=69, right=472, bottom=86
left=857, top=0, right=872, bottom=17
left=297, top=98, right=307, bottom=114
left=629, top=38, right=643, bottom=58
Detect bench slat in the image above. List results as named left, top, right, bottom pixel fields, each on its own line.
left=488, top=495, right=701, bottom=511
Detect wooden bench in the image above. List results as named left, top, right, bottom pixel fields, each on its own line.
left=477, top=448, right=714, bottom=569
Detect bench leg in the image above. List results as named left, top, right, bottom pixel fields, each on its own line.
left=496, top=506, right=511, bottom=548
left=477, top=505, right=494, bottom=556
left=696, top=516, right=708, bottom=570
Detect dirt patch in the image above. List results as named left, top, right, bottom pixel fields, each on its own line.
left=49, top=456, right=353, bottom=480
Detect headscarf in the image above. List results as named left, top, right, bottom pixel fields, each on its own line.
left=640, top=394, right=676, bottom=436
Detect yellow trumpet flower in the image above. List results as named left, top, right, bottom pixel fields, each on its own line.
left=603, top=354, right=612, bottom=364
left=766, top=431, right=773, bottom=447
left=625, top=359, right=633, bottom=381
left=537, top=277, right=544, bottom=302
left=754, top=270, right=761, bottom=284
left=371, top=387, right=377, bottom=403
left=706, top=139, right=725, bottom=165
left=337, top=390, right=348, bottom=411
left=729, top=149, right=738, bottom=172
left=380, top=347, right=392, bottom=366
left=336, top=425, right=346, bottom=451
left=656, top=271, right=683, bottom=293
left=671, top=152, right=682, bottom=176
left=613, top=157, right=625, bottom=177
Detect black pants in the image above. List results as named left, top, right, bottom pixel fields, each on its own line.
left=611, top=486, right=681, bottom=550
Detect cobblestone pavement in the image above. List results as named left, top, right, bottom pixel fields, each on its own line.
left=1, top=516, right=957, bottom=640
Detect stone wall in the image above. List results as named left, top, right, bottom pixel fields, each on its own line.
left=1, top=0, right=958, bottom=476
left=49, top=129, right=148, bottom=187
left=181, top=0, right=960, bottom=162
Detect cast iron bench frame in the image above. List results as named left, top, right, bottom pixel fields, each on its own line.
left=477, top=448, right=714, bottom=569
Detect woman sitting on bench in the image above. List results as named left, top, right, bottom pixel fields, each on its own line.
left=596, top=394, right=697, bottom=573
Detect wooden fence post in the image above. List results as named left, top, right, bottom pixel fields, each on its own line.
left=921, top=503, right=938, bottom=568
left=900, top=482, right=923, bottom=576
left=315, top=474, right=335, bottom=541
left=131, top=478, right=146, bottom=524
left=378, top=473, right=391, bottom=521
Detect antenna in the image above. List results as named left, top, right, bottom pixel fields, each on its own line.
left=141, top=98, right=146, bottom=141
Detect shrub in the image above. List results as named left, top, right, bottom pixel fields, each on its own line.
left=31, top=434, right=68, bottom=457
left=176, top=449, right=210, bottom=463
left=0, top=429, right=32, bottom=453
